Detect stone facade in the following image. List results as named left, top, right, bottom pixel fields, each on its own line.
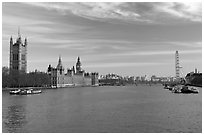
left=48, top=57, right=99, bottom=88
left=9, top=28, right=27, bottom=74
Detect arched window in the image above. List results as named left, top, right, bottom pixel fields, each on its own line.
left=21, top=54, right=25, bottom=60
left=13, top=54, right=19, bottom=60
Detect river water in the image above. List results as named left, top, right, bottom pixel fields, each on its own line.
left=2, top=85, right=202, bottom=133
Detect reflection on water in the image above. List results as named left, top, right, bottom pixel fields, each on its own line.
left=2, top=94, right=28, bottom=133
left=4, top=105, right=27, bottom=133
left=2, top=86, right=202, bottom=133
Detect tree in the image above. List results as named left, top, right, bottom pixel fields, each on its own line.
left=2, top=67, right=10, bottom=87
left=2, top=66, right=51, bottom=88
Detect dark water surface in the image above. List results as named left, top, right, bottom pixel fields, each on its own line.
left=2, top=85, right=202, bottom=133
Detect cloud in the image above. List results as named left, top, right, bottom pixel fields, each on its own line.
left=2, top=14, right=54, bottom=26
left=153, top=2, right=201, bottom=22
left=84, top=62, right=165, bottom=68
left=167, top=41, right=202, bottom=48
left=112, top=49, right=202, bottom=57
left=82, top=49, right=202, bottom=61
left=25, top=2, right=201, bottom=24
left=26, top=2, right=145, bottom=22
left=30, top=38, right=202, bottom=57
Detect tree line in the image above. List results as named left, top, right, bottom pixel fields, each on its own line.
left=2, top=67, right=51, bottom=88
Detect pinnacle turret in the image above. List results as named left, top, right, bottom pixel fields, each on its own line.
left=18, top=26, right=21, bottom=38
left=10, top=36, right=13, bottom=45
left=16, top=27, right=22, bottom=43
left=57, top=56, right=63, bottom=70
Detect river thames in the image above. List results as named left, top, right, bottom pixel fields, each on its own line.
left=2, top=85, right=202, bottom=133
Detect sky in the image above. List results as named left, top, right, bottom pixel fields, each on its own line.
left=2, top=2, right=202, bottom=77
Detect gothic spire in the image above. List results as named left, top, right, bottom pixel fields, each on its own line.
left=18, top=26, right=21, bottom=38
left=72, top=66, right=75, bottom=74
left=58, top=55, right=62, bottom=64
left=10, top=36, right=13, bottom=45
left=24, top=37, right=27, bottom=45
left=57, top=55, right=63, bottom=70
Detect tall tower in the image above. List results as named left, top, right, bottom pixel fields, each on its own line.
left=9, top=28, right=27, bottom=74
left=56, top=56, right=64, bottom=75
left=76, top=56, right=82, bottom=74
left=175, top=51, right=180, bottom=78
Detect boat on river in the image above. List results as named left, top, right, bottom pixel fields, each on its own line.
left=164, top=83, right=175, bottom=90
left=10, top=88, right=42, bottom=95
left=9, top=89, right=21, bottom=94
left=180, top=86, right=199, bottom=93
left=172, top=85, right=182, bottom=93
left=19, top=89, right=29, bottom=95
left=20, top=89, right=42, bottom=95
left=31, top=89, right=42, bottom=94
left=172, top=85, right=199, bottom=94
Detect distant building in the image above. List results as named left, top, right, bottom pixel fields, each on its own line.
left=9, top=27, right=27, bottom=74
left=99, top=74, right=136, bottom=86
left=47, top=56, right=99, bottom=88
left=140, top=75, right=147, bottom=81
left=151, top=75, right=173, bottom=82
left=185, top=68, right=202, bottom=87
left=135, top=76, right=141, bottom=81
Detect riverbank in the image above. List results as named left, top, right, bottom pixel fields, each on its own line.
left=2, top=83, right=162, bottom=91
left=2, top=87, right=52, bottom=91
left=2, top=84, right=100, bottom=91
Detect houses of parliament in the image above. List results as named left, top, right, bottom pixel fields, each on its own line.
left=9, top=28, right=99, bottom=87
left=47, top=56, right=99, bottom=87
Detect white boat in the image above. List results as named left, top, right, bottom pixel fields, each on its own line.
left=19, top=88, right=42, bottom=95
left=32, top=89, right=42, bottom=94
left=10, top=89, right=21, bottom=94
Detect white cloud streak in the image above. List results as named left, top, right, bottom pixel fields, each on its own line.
left=84, top=62, right=165, bottom=68
left=82, top=49, right=202, bottom=60
left=25, top=2, right=202, bottom=23
left=154, top=2, right=201, bottom=22
left=111, top=49, right=202, bottom=57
